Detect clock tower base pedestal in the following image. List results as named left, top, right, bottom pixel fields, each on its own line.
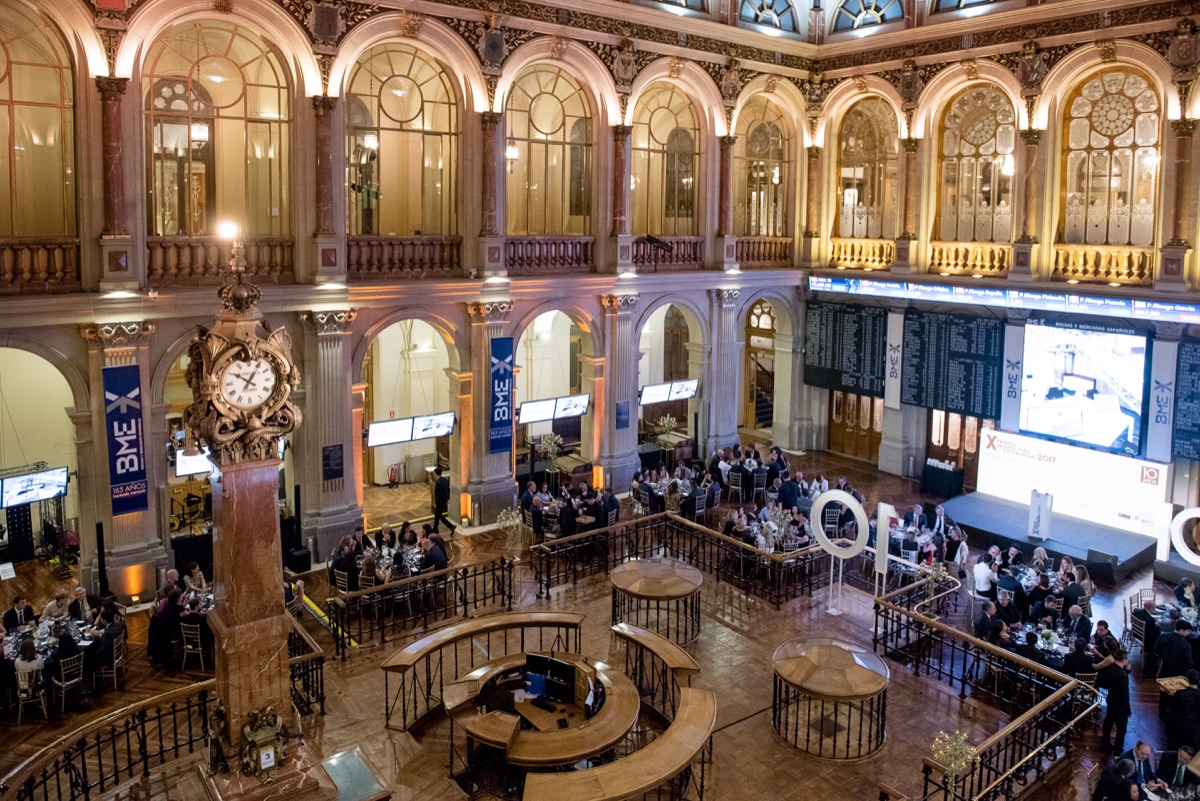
left=197, top=743, right=337, bottom=801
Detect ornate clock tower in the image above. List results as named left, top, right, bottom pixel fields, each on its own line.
left=185, top=238, right=332, bottom=800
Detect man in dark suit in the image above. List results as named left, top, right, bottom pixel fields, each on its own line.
left=1060, top=574, right=1086, bottom=610
left=995, top=594, right=1021, bottom=628
left=350, top=525, right=367, bottom=555
left=1158, top=620, right=1195, bottom=679
left=1031, top=596, right=1060, bottom=630
left=1001, top=544, right=1024, bottom=570
left=1100, top=650, right=1133, bottom=755
left=973, top=602, right=996, bottom=639
left=1092, top=760, right=1136, bottom=801
left=85, top=607, right=125, bottom=682
left=903, top=504, right=927, bottom=530
left=3, top=596, right=37, bottom=634
left=433, top=467, right=456, bottom=535
left=519, top=481, right=536, bottom=513
left=1176, top=671, right=1200, bottom=749
left=996, top=572, right=1030, bottom=621
left=1132, top=600, right=1161, bottom=661
left=417, top=537, right=448, bottom=572
left=69, top=586, right=101, bottom=625
left=1119, top=741, right=1167, bottom=794
left=1064, top=605, right=1093, bottom=642
left=601, top=487, right=619, bottom=525
left=1159, top=745, right=1198, bottom=788
left=778, top=475, right=800, bottom=511
left=530, top=497, right=546, bottom=543
left=1015, top=631, right=1045, bottom=665
left=927, top=505, right=954, bottom=537
left=1178, top=579, right=1197, bottom=608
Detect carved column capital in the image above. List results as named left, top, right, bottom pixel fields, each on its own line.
left=312, top=95, right=338, bottom=115
left=1006, top=308, right=1031, bottom=324
left=719, top=134, right=738, bottom=150
left=902, top=137, right=920, bottom=153
left=466, top=300, right=513, bottom=322
left=612, top=124, right=633, bottom=142
left=807, top=145, right=821, bottom=160
left=1172, top=118, right=1198, bottom=138
left=1020, top=128, right=1043, bottom=146
left=480, top=111, right=503, bottom=131
left=80, top=321, right=154, bottom=349
left=708, top=288, right=740, bottom=307
left=1155, top=321, right=1187, bottom=341
left=95, top=76, right=128, bottom=102
left=299, top=309, right=358, bottom=334
left=600, top=293, right=639, bottom=312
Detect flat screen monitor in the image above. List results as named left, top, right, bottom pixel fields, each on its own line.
left=412, top=411, right=455, bottom=441
left=175, top=448, right=215, bottom=478
left=518, top=399, right=556, bottom=424
left=1018, top=320, right=1149, bottom=456
left=524, top=653, right=550, bottom=679
left=639, top=382, right=671, bottom=406
left=2, top=467, right=68, bottom=508
left=367, top=418, right=414, bottom=447
left=668, top=379, right=699, bottom=401
left=553, top=394, right=589, bottom=419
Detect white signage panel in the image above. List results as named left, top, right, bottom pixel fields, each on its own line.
left=976, top=430, right=1171, bottom=537
left=1146, top=338, right=1178, bottom=462
left=1000, top=324, right=1024, bottom=432
left=884, top=311, right=903, bottom=411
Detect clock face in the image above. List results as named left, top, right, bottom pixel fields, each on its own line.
left=220, top=358, right=277, bottom=411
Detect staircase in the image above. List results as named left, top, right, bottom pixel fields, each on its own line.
left=751, top=356, right=774, bottom=430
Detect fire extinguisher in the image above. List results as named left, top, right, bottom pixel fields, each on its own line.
left=388, top=463, right=400, bottom=488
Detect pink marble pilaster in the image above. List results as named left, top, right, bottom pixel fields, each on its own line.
left=312, top=96, right=338, bottom=237
left=611, top=125, right=632, bottom=237
left=717, top=135, right=736, bottom=237
left=480, top=112, right=502, bottom=236
left=96, top=77, right=128, bottom=237
left=1169, top=119, right=1197, bottom=246
left=1018, top=129, right=1041, bottom=243
left=901, top=137, right=919, bottom=239
left=804, top=145, right=821, bottom=237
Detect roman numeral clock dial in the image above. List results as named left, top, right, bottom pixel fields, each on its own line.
left=219, top=358, right=277, bottom=412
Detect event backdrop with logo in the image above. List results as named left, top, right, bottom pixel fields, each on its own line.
left=102, top=364, right=149, bottom=515
left=976, top=429, right=1170, bottom=537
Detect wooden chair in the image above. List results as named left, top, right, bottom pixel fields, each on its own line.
left=607, top=508, right=618, bottom=528
left=96, top=632, right=126, bottom=692
left=50, top=653, right=84, bottom=714
left=181, top=622, right=206, bottom=671
left=637, top=486, right=652, bottom=516
left=705, top=485, right=721, bottom=526
left=332, top=569, right=350, bottom=596
left=1086, top=763, right=1103, bottom=797
left=16, top=668, right=46, bottom=724
left=359, top=572, right=378, bottom=591
left=727, top=472, right=744, bottom=505
left=751, top=472, right=767, bottom=506
left=1078, top=593, right=1093, bottom=618
left=901, top=549, right=919, bottom=564
left=1074, top=671, right=1103, bottom=727
left=689, top=492, right=706, bottom=523
left=1128, top=617, right=1146, bottom=654
left=1138, top=587, right=1157, bottom=608
left=822, top=506, right=840, bottom=539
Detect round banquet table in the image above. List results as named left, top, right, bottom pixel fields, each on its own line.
left=610, top=558, right=703, bottom=645
left=771, top=637, right=890, bottom=760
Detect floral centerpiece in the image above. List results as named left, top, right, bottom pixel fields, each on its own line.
left=1039, top=628, right=1061, bottom=648
left=931, top=730, right=978, bottom=793
left=655, top=415, right=677, bottom=436
left=497, top=506, right=524, bottom=551
left=540, top=432, right=563, bottom=462
left=922, top=561, right=951, bottom=610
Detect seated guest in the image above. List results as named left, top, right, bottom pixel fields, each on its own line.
left=535, top=483, right=554, bottom=505
left=14, top=638, right=43, bottom=676
left=990, top=619, right=1017, bottom=650
left=1063, top=605, right=1093, bottom=642
left=789, top=508, right=813, bottom=546
left=361, top=552, right=389, bottom=585
left=1156, top=620, right=1195, bottom=678
left=995, top=593, right=1021, bottom=628
left=1118, top=741, right=1167, bottom=795
left=531, top=497, right=546, bottom=542
left=1092, top=760, right=1136, bottom=801
left=973, top=557, right=998, bottom=602
left=601, top=487, right=620, bottom=525
left=1030, top=547, right=1051, bottom=572
left=184, top=562, right=208, bottom=592
left=558, top=500, right=578, bottom=538
left=927, top=505, right=954, bottom=537
left=418, top=536, right=448, bottom=572
left=422, top=524, right=448, bottom=561
left=1015, top=631, right=1044, bottom=664
left=1063, top=637, right=1097, bottom=677
left=1031, top=596, right=1060, bottom=630
left=996, top=571, right=1030, bottom=621
left=903, top=503, right=927, bottom=530
left=1059, top=555, right=1076, bottom=578
left=519, top=481, right=537, bottom=513
left=974, top=602, right=997, bottom=639
left=1092, top=620, right=1121, bottom=661
left=1163, top=607, right=1183, bottom=636
left=1159, top=745, right=1199, bottom=788
left=1027, top=574, right=1053, bottom=613
left=1178, top=579, right=1197, bottom=608
left=375, top=524, right=397, bottom=552
left=69, top=586, right=100, bottom=625
left=350, top=525, right=368, bottom=555
left=3, top=595, right=37, bottom=633
left=43, top=629, right=80, bottom=685
left=1001, top=544, right=1024, bottom=570
left=86, top=607, right=125, bottom=682
left=41, top=588, right=71, bottom=623
left=328, top=537, right=360, bottom=592
left=1075, top=564, right=1097, bottom=598
left=1059, top=573, right=1085, bottom=610
left=157, top=569, right=184, bottom=602
left=1133, top=599, right=1161, bottom=660
left=180, top=596, right=213, bottom=650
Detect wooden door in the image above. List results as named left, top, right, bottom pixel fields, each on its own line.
left=926, top=410, right=994, bottom=490
left=827, top=392, right=882, bottom=462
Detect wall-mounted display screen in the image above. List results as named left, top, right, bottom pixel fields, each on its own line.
left=367, top=418, right=414, bottom=447
left=553, top=395, right=589, bottom=419
left=668, top=379, right=699, bottom=401
left=1018, top=320, right=1149, bottom=456
left=412, top=412, right=455, bottom=440
left=1, top=467, right=69, bottom=508
left=518, top=399, right=557, bottom=424
left=175, top=448, right=215, bottom=478
left=639, top=383, right=672, bottom=405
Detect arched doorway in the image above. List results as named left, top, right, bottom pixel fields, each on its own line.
left=743, top=300, right=776, bottom=433
left=0, top=348, right=77, bottom=562
left=514, top=310, right=586, bottom=489
left=638, top=304, right=693, bottom=434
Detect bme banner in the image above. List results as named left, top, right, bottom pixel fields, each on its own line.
left=489, top=337, right=514, bottom=454
left=102, top=364, right=149, bottom=515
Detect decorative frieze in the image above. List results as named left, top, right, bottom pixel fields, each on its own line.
left=600, top=294, right=640, bottom=311
left=299, top=309, right=358, bottom=335
left=466, top=300, right=514, bottom=321
left=80, top=321, right=155, bottom=350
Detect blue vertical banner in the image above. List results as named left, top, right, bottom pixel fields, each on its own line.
left=489, top=336, right=514, bottom=454
left=102, top=364, right=149, bottom=515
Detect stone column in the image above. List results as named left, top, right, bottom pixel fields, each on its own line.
left=704, top=288, right=743, bottom=455
left=297, top=310, right=361, bottom=560
left=685, top=342, right=713, bottom=455
left=802, top=145, right=821, bottom=266
left=311, top=96, right=344, bottom=283
left=79, top=322, right=166, bottom=597
left=578, top=355, right=606, bottom=471
left=877, top=403, right=928, bottom=478
left=465, top=300, right=517, bottom=522
left=445, top=369, right=474, bottom=524
left=893, top=137, right=920, bottom=272
left=611, top=125, right=635, bottom=272
left=69, top=410, right=101, bottom=593
left=598, top=293, right=641, bottom=491
left=351, top=382, right=366, bottom=513
left=479, top=112, right=506, bottom=277
left=716, top=135, right=739, bottom=270
left=1011, top=129, right=1042, bottom=283
left=1161, top=118, right=1197, bottom=289
left=95, top=77, right=137, bottom=291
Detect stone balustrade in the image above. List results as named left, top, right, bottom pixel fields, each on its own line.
left=146, top=236, right=294, bottom=285
left=929, top=241, right=1010, bottom=277
left=828, top=238, right=895, bottom=271
left=0, top=238, right=80, bottom=293
left=735, top=236, right=794, bottom=269
left=1051, top=244, right=1153, bottom=286
left=505, top=235, right=594, bottom=275
left=632, top=236, right=704, bottom=271
left=347, top=235, right=462, bottom=280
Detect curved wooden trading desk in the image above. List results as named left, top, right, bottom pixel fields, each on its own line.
left=380, top=612, right=587, bottom=675
left=610, top=558, right=703, bottom=644
left=521, top=687, right=717, bottom=801
left=611, top=622, right=700, bottom=681
left=444, top=651, right=641, bottom=768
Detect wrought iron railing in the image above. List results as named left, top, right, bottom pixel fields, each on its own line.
left=529, top=513, right=831, bottom=609
left=146, top=236, right=294, bottom=284
left=346, top=235, right=462, bottom=279
left=286, top=618, right=326, bottom=716
left=505, top=235, right=593, bottom=274
left=874, top=584, right=1098, bottom=801
left=325, top=556, right=514, bottom=660
left=0, top=238, right=80, bottom=293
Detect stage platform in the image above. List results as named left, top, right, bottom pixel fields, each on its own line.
left=1153, top=550, right=1198, bottom=586
left=941, top=492, right=1157, bottom=584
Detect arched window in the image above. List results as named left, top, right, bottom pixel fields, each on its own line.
left=144, top=21, right=290, bottom=237
left=836, top=97, right=899, bottom=240
left=345, top=43, right=457, bottom=237
left=933, top=0, right=1000, bottom=10
left=505, top=65, right=592, bottom=236
left=832, top=0, right=903, bottom=32
left=739, top=0, right=800, bottom=33
left=632, top=83, right=700, bottom=236
left=1060, top=68, right=1160, bottom=248
left=0, top=0, right=74, bottom=237
left=734, top=98, right=790, bottom=237
left=937, top=85, right=1016, bottom=243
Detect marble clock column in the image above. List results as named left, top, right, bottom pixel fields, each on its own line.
left=801, top=145, right=822, bottom=267
left=715, top=135, right=739, bottom=271
left=95, top=77, right=139, bottom=292
left=311, top=96, right=344, bottom=282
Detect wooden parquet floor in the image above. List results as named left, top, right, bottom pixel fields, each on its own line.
left=0, top=450, right=1173, bottom=801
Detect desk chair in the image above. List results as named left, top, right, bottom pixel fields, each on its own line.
left=181, top=622, right=206, bottom=671
left=16, top=668, right=46, bottom=724
left=95, top=632, right=126, bottom=692
left=50, top=653, right=84, bottom=714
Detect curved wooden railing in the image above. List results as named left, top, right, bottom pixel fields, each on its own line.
left=347, top=235, right=462, bottom=279
left=735, top=236, right=794, bottom=268
left=0, top=238, right=80, bottom=293
left=146, top=236, right=294, bottom=284
left=380, top=611, right=585, bottom=731
left=929, top=241, right=1010, bottom=277
left=1052, top=243, right=1153, bottom=286
left=829, top=237, right=894, bottom=270
left=612, top=622, right=699, bottom=720
left=632, top=236, right=704, bottom=271
left=505, top=235, right=593, bottom=274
